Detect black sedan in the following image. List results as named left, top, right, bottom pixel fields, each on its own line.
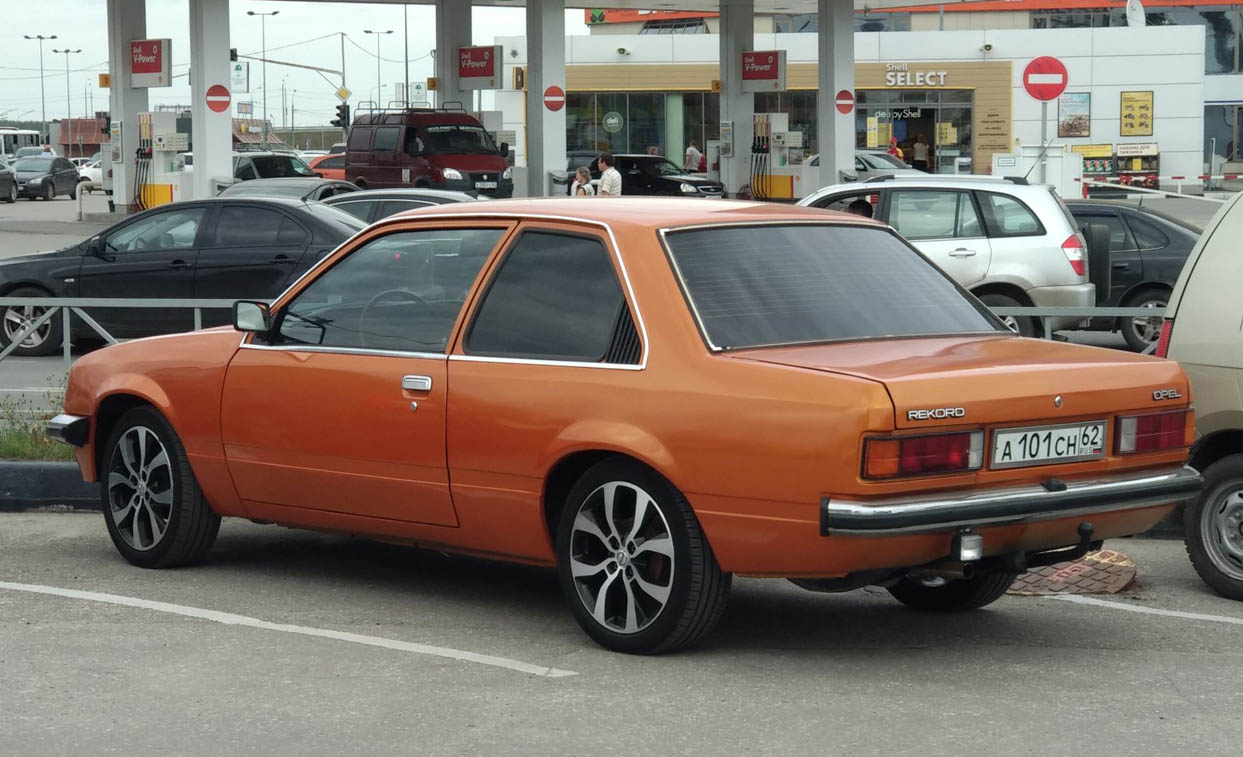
left=0, top=157, right=16, bottom=204
left=14, top=155, right=79, bottom=201
left=606, top=154, right=724, bottom=197
left=321, top=188, right=479, bottom=223
left=218, top=177, right=360, bottom=202
left=1067, top=200, right=1201, bottom=351
left=0, top=197, right=364, bottom=356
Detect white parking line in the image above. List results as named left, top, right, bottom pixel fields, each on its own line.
left=1051, top=594, right=1243, bottom=626
left=0, top=580, right=578, bottom=678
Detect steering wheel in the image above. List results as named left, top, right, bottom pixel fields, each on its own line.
left=359, top=289, right=427, bottom=349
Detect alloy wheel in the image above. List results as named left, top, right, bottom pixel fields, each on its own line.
left=569, top=481, right=675, bottom=634
left=1201, top=488, right=1243, bottom=582
left=106, top=426, right=175, bottom=551
left=2, top=305, right=52, bottom=349
left=999, top=315, right=1021, bottom=334
left=1128, top=299, right=1167, bottom=344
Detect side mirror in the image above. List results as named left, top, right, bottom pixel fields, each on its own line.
left=314, top=171, right=324, bottom=178
left=233, top=300, right=272, bottom=334
left=87, top=235, right=106, bottom=257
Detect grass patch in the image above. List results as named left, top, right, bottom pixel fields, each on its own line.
left=0, top=373, right=74, bottom=462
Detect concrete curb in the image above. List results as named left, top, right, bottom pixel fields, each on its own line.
left=0, top=461, right=98, bottom=512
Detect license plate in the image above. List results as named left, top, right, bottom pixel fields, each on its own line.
left=475, top=181, right=498, bottom=189
left=991, top=421, right=1105, bottom=469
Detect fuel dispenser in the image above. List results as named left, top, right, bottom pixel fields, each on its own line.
left=134, top=111, right=189, bottom=210
left=748, top=113, right=806, bottom=201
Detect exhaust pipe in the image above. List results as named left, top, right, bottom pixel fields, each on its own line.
left=912, top=560, right=976, bottom=581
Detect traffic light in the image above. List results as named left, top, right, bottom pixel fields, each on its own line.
left=331, top=103, right=350, bottom=129
left=229, top=48, right=238, bottom=62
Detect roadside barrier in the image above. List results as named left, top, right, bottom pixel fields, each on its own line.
left=1076, top=177, right=1236, bottom=202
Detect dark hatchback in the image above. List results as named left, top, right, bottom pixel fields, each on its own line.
left=601, top=154, right=723, bottom=198
left=14, top=155, right=79, bottom=200
left=0, top=197, right=364, bottom=356
left=1066, top=200, right=1201, bottom=351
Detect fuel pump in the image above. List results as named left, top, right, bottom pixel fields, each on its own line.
left=750, top=113, right=805, bottom=200
left=135, top=111, right=189, bottom=209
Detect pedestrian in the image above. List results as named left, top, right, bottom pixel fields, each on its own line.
left=887, top=136, right=904, bottom=162
left=571, top=165, right=595, bottom=196
left=846, top=198, right=873, bottom=218
left=684, top=139, right=702, bottom=172
left=912, top=134, right=930, bottom=172
left=597, top=152, right=622, bottom=196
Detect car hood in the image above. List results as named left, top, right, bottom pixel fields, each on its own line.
left=0, top=245, right=82, bottom=266
left=426, top=154, right=508, bottom=172
left=15, top=170, right=52, bottom=180
left=727, top=335, right=1189, bottom=429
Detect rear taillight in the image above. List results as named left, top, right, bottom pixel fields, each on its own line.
left=865, top=431, right=984, bottom=479
left=1154, top=319, right=1173, bottom=359
left=1062, top=234, right=1087, bottom=276
left=1116, top=410, right=1189, bottom=454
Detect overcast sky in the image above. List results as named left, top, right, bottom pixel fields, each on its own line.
left=2, top=1, right=589, bottom=126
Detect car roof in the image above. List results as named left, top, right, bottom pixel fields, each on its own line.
left=226, top=177, right=336, bottom=187
left=383, top=196, right=885, bottom=231
left=809, top=177, right=1040, bottom=195
left=323, top=188, right=479, bottom=203
left=1066, top=199, right=1203, bottom=234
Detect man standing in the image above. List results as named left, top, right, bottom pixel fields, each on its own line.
left=684, top=139, right=702, bottom=172
left=597, top=153, right=622, bottom=196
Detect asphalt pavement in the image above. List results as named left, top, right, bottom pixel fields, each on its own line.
left=0, top=513, right=1240, bottom=754
left=0, top=191, right=114, bottom=260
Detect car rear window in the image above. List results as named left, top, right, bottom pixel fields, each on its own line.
left=663, top=224, right=999, bottom=350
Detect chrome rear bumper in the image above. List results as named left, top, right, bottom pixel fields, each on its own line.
left=822, top=466, right=1201, bottom=536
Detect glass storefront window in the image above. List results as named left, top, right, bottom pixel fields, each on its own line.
left=565, top=93, right=717, bottom=159
left=628, top=93, right=667, bottom=156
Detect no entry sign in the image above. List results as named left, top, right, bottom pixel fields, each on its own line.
left=1022, top=56, right=1068, bottom=101
left=206, top=84, right=231, bottom=113
left=543, top=85, right=565, bottom=112
left=835, top=90, right=854, bottom=115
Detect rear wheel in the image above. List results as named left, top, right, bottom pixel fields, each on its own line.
left=43, top=183, right=55, bottom=201
left=556, top=457, right=731, bottom=654
left=0, top=286, right=62, bottom=357
left=4, top=182, right=15, bottom=203
left=978, top=293, right=1036, bottom=337
left=1185, top=455, right=1243, bottom=600
left=888, top=571, right=1017, bottom=612
left=1120, top=288, right=1168, bottom=352
left=68, top=182, right=77, bottom=200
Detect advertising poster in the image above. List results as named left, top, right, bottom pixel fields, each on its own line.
left=1057, top=92, right=1090, bottom=137
left=1120, top=91, right=1153, bottom=137
left=866, top=116, right=879, bottom=148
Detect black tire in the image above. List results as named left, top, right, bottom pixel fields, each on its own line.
left=4, top=181, right=15, bottom=203
left=101, top=406, right=221, bottom=569
left=556, top=457, right=731, bottom=654
left=0, top=285, right=63, bottom=357
left=68, top=182, right=77, bottom=200
left=888, top=571, right=1017, bottom=612
left=43, top=182, right=55, bottom=201
left=978, top=293, right=1037, bottom=337
left=1184, top=454, right=1243, bottom=600
left=1119, top=287, right=1169, bottom=353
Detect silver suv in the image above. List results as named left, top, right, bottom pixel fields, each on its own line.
left=798, top=177, right=1094, bottom=335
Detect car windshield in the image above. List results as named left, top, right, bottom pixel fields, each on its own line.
left=15, top=147, right=46, bottom=158
left=252, top=155, right=316, bottom=178
left=14, top=157, right=54, bottom=172
left=862, top=153, right=908, bottom=169
left=224, top=182, right=314, bottom=199
left=664, top=224, right=1000, bottom=350
left=421, top=125, right=498, bottom=155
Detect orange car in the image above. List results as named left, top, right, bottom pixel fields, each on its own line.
left=49, top=198, right=1201, bottom=654
left=307, top=153, right=345, bottom=181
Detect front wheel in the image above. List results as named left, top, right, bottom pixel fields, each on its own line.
left=4, top=181, right=15, bottom=203
left=556, top=458, right=731, bottom=654
left=1184, top=455, right=1243, bottom=600
left=888, top=571, right=1017, bottom=611
left=102, top=406, right=221, bottom=569
left=1120, top=288, right=1168, bottom=352
left=978, top=293, right=1036, bottom=337
left=43, top=183, right=55, bottom=201
left=0, top=286, right=62, bottom=357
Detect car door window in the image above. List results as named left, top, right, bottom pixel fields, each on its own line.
left=319, top=155, right=345, bottom=169
left=373, top=127, right=400, bottom=153
left=330, top=199, right=375, bottom=222
left=276, top=228, right=504, bottom=353
left=813, top=191, right=878, bottom=220
left=277, top=216, right=309, bottom=245
left=889, top=190, right=979, bottom=241
left=465, top=231, right=638, bottom=363
left=235, top=159, right=257, bottom=181
left=377, top=199, right=434, bottom=218
left=104, top=207, right=206, bottom=252
left=347, top=128, right=372, bottom=151
left=977, top=192, right=1044, bottom=237
left=1076, top=212, right=1135, bottom=252
left=1126, top=214, right=1170, bottom=250
left=211, top=206, right=285, bottom=246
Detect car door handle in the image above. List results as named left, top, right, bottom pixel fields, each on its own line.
left=1112, top=262, right=1130, bottom=270
left=167, top=259, right=193, bottom=270
left=268, top=254, right=293, bottom=264
left=948, top=248, right=977, bottom=257
left=401, top=375, right=433, bottom=392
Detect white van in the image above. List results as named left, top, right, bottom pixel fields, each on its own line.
left=1160, top=192, right=1243, bottom=599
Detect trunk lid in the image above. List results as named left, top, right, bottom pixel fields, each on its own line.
left=729, top=335, right=1189, bottom=429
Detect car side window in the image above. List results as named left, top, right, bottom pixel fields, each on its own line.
left=1126, top=214, right=1170, bottom=250
left=889, top=190, right=980, bottom=241
left=104, top=207, right=205, bottom=253
left=977, top=192, right=1045, bottom=237
left=277, top=216, right=309, bottom=245
left=1077, top=212, right=1135, bottom=252
left=465, top=231, right=639, bottom=363
left=275, top=228, right=504, bottom=353
left=235, top=159, right=256, bottom=181
left=347, top=128, right=372, bottom=151
left=403, top=128, right=425, bottom=156
left=377, top=199, right=434, bottom=219
left=373, top=127, right=400, bottom=153
left=319, top=155, right=345, bottom=169
left=331, top=200, right=374, bottom=222
left=813, top=191, right=878, bottom=220
left=211, top=206, right=285, bottom=247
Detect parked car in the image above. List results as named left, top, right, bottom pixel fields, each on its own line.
left=307, top=153, right=345, bottom=181
left=580, top=154, right=725, bottom=198
left=344, top=107, right=513, bottom=197
left=321, top=187, right=479, bottom=223
left=13, top=155, right=79, bottom=200
left=0, top=156, right=16, bottom=203
left=15, top=145, right=56, bottom=159
left=807, top=150, right=927, bottom=181
left=181, top=152, right=318, bottom=184
left=1065, top=200, right=1200, bottom=352
left=48, top=198, right=1200, bottom=654
left=218, top=177, right=359, bottom=202
left=1160, top=191, right=1243, bottom=600
left=78, top=160, right=103, bottom=193
left=0, top=197, right=364, bottom=356
left=799, top=177, right=1096, bottom=336
left=328, top=142, right=345, bottom=155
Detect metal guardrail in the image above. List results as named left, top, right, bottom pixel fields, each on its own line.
left=0, top=299, right=1166, bottom=367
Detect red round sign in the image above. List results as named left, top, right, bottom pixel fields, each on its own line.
left=543, top=85, right=565, bottom=112
left=206, top=84, right=231, bottom=113
left=1022, top=56, right=1068, bottom=101
left=834, top=89, right=855, bottom=115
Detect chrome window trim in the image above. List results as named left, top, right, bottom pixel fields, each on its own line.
left=238, top=342, right=448, bottom=361
left=448, top=354, right=644, bottom=371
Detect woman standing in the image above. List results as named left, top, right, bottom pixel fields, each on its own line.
left=571, top=165, right=596, bottom=196
left=912, top=134, right=930, bottom=172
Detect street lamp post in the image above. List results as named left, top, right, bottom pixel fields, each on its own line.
left=23, top=34, right=57, bottom=144
left=53, top=47, right=82, bottom=153
left=363, top=29, right=393, bottom=106
left=247, top=10, right=279, bottom=145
